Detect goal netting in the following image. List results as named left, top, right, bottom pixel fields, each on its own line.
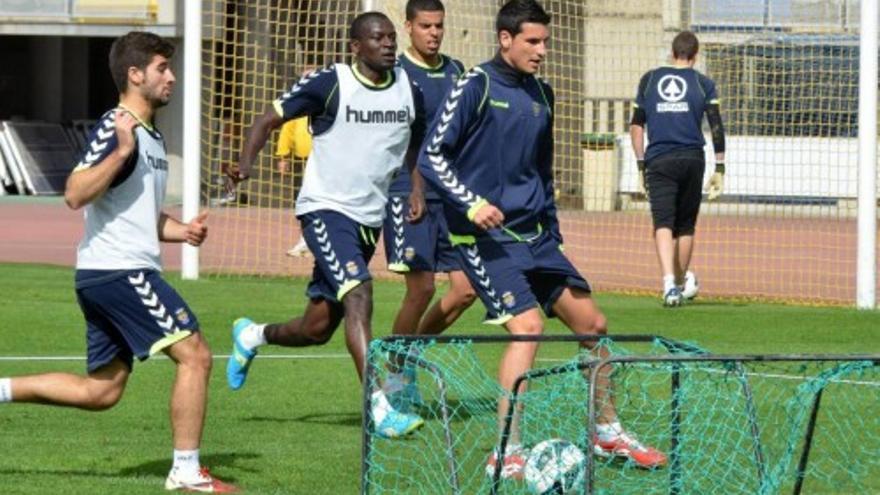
left=363, top=335, right=880, bottom=494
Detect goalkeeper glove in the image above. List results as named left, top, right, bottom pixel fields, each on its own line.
left=637, top=159, right=648, bottom=200
left=706, top=162, right=725, bottom=201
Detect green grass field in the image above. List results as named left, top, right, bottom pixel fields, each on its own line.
left=0, top=263, right=878, bottom=494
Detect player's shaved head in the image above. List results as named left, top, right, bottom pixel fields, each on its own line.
left=350, top=11, right=393, bottom=41
left=109, top=31, right=175, bottom=93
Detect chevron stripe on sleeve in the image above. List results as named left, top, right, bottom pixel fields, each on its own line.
left=273, top=65, right=338, bottom=121
left=417, top=67, right=488, bottom=220
left=72, top=110, right=119, bottom=173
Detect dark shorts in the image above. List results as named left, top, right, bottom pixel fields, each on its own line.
left=646, top=149, right=706, bottom=237
left=300, top=210, right=380, bottom=303
left=455, top=230, right=591, bottom=324
left=75, top=270, right=199, bottom=373
left=383, top=197, right=461, bottom=273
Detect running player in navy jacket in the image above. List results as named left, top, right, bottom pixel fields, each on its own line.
left=418, top=0, right=667, bottom=479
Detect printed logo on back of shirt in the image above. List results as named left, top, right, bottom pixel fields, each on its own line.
left=489, top=99, right=509, bottom=110
left=656, top=74, right=689, bottom=113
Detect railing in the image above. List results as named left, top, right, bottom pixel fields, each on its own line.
left=0, top=0, right=156, bottom=22
left=584, top=98, right=632, bottom=135
left=691, top=0, right=860, bottom=32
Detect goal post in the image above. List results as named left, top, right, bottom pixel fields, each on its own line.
left=182, top=0, right=202, bottom=280
left=857, top=0, right=878, bottom=309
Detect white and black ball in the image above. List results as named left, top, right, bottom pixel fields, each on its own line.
left=524, top=439, right=586, bottom=494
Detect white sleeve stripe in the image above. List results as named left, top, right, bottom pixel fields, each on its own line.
left=424, top=68, right=484, bottom=209
left=277, top=65, right=335, bottom=104
left=78, top=113, right=117, bottom=169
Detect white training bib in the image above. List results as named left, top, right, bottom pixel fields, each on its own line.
left=77, top=114, right=167, bottom=271
left=295, top=64, right=415, bottom=227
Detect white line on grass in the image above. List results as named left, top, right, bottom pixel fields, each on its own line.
left=4, top=355, right=878, bottom=388
left=709, top=368, right=880, bottom=388
left=535, top=357, right=880, bottom=388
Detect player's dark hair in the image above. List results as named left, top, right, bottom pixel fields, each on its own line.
left=109, top=31, right=175, bottom=94
left=406, top=0, right=445, bottom=20
left=496, top=0, right=551, bottom=37
left=350, top=11, right=393, bottom=40
left=672, top=31, right=699, bottom=60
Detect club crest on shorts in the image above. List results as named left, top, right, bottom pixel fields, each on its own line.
left=404, top=246, right=416, bottom=261
left=345, top=261, right=360, bottom=276
left=174, top=307, right=191, bottom=325
left=502, top=291, right=516, bottom=308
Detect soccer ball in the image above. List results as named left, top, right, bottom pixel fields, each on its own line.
left=524, top=439, right=586, bottom=494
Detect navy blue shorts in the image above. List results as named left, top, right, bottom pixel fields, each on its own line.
left=383, top=197, right=461, bottom=273
left=300, top=210, right=380, bottom=302
left=75, top=270, right=199, bottom=373
left=455, top=230, right=591, bottom=324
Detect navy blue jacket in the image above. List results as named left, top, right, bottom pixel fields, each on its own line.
left=417, top=54, right=559, bottom=243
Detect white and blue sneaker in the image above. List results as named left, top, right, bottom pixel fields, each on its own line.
left=374, top=409, right=425, bottom=439
left=663, top=287, right=683, bottom=307
left=226, top=318, right=258, bottom=390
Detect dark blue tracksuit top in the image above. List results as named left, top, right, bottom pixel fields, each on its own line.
left=417, top=54, right=559, bottom=244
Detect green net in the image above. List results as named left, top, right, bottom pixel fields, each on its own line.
left=771, top=361, right=880, bottom=494
left=363, top=337, right=880, bottom=494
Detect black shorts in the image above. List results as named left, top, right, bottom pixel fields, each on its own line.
left=645, top=149, right=705, bottom=237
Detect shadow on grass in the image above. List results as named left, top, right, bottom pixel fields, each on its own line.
left=239, top=397, right=496, bottom=428
left=684, top=300, right=750, bottom=308
left=417, top=396, right=497, bottom=422
left=0, top=452, right=260, bottom=481
left=118, top=451, right=262, bottom=478
left=246, top=412, right=362, bottom=427
left=0, top=467, right=110, bottom=479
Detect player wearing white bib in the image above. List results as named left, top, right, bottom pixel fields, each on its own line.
left=0, top=32, right=237, bottom=493
left=224, top=12, right=427, bottom=439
